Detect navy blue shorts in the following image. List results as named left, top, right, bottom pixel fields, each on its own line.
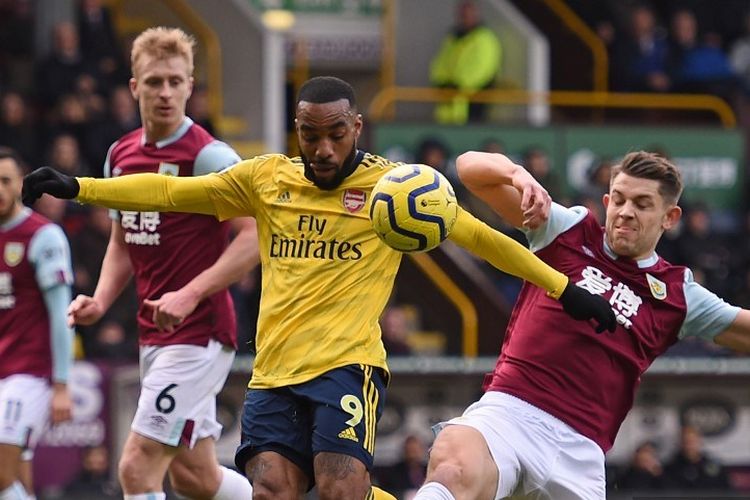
left=235, top=364, right=387, bottom=484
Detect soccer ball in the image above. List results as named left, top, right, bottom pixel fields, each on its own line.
left=369, top=164, right=459, bottom=252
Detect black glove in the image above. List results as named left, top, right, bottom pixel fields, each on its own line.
left=22, top=167, right=80, bottom=206
left=558, top=281, right=617, bottom=333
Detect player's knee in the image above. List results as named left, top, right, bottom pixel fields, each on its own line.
left=0, top=472, right=15, bottom=491
left=118, top=453, right=142, bottom=490
left=246, top=467, right=302, bottom=500
left=426, top=429, right=478, bottom=489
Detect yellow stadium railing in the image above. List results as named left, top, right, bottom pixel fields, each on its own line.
left=407, top=253, right=479, bottom=357
left=368, top=86, right=737, bottom=128
left=543, top=0, right=609, bottom=91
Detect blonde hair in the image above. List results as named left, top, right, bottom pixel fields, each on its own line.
left=130, top=27, right=195, bottom=77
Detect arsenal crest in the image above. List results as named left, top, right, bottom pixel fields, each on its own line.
left=4, top=242, right=24, bottom=267
left=343, top=189, right=366, bottom=213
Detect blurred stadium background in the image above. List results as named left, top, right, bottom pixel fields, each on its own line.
left=2, top=0, right=750, bottom=498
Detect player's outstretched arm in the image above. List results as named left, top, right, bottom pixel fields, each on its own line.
left=23, top=166, right=219, bottom=215
left=449, top=207, right=616, bottom=333
left=144, top=216, right=260, bottom=331
left=714, top=309, right=750, bottom=352
left=456, top=151, right=551, bottom=229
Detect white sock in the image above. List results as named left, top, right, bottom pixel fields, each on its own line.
left=0, top=483, right=29, bottom=500
left=123, top=494, right=166, bottom=500
left=212, top=466, right=252, bottom=499
left=413, top=482, right=456, bottom=500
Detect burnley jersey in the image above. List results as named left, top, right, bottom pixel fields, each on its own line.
left=486, top=204, right=739, bottom=451
left=0, top=209, right=73, bottom=379
left=104, top=117, right=241, bottom=348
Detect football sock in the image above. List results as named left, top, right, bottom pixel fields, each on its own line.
left=370, top=485, right=397, bottom=499
left=0, top=482, right=27, bottom=500
left=123, top=493, right=166, bottom=500
left=413, top=482, right=456, bottom=500
left=212, top=466, right=253, bottom=499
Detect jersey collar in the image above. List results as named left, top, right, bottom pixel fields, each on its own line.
left=141, top=117, right=193, bottom=149
left=0, top=207, right=31, bottom=232
left=602, top=233, right=659, bottom=268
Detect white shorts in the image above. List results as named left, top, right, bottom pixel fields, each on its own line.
left=439, top=391, right=606, bottom=500
left=132, top=339, right=235, bottom=448
left=0, top=374, right=52, bottom=454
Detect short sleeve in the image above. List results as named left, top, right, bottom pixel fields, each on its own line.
left=28, top=224, right=73, bottom=291
left=679, top=268, right=740, bottom=340
left=194, top=140, right=241, bottom=176
left=522, top=203, right=588, bottom=252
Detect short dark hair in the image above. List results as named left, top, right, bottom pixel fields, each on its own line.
left=611, top=151, right=683, bottom=205
left=0, top=146, right=25, bottom=173
left=297, top=76, right=356, bottom=108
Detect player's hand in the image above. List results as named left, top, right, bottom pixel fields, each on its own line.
left=67, top=294, right=105, bottom=326
left=51, top=383, right=73, bottom=424
left=143, top=288, right=201, bottom=332
left=514, top=171, right=551, bottom=229
left=22, top=166, right=80, bottom=206
left=558, top=282, right=617, bottom=333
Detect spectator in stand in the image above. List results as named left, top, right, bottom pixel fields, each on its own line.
left=667, top=9, right=737, bottom=99
left=611, top=4, right=671, bottom=92
left=665, top=424, right=731, bottom=490
left=617, top=441, right=668, bottom=491
left=674, top=202, right=733, bottom=298
left=522, top=146, right=563, bottom=201
left=0, top=91, right=37, bottom=166
left=36, top=21, right=97, bottom=108
left=76, top=0, right=126, bottom=93
left=0, top=0, right=35, bottom=91
left=729, top=10, right=750, bottom=94
left=380, top=304, right=414, bottom=356
left=63, top=445, right=120, bottom=499
left=376, top=435, right=428, bottom=499
left=46, top=133, right=91, bottom=178
left=187, top=84, right=217, bottom=137
left=83, top=85, right=140, bottom=174
left=429, top=0, right=501, bottom=124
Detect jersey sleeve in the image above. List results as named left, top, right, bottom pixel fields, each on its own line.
left=194, top=140, right=241, bottom=176
left=28, top=224, right=74, bottom=290
left=522, top=203, right=588, bottom=252
left=679, top=268, right=740, bottom=340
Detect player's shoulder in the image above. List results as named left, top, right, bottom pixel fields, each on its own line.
left=360, top=152, right=401, bottom=170
left=223, top=153, right=294, bottom=176
left=110, top=128, right=143, bottom=155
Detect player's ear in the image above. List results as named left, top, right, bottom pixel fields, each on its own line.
left=129, top=77, right=138, bottom=100
left=354, top=113, right=363, bottom=139
left=187, top=76, right=194, bottom=100
left=602, top=193, right=610, bottom=209
left=663, top=205, right=682, bottom=231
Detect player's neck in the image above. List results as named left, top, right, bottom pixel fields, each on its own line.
left=0, top=202, right=22, bottom=225
left=143, top=118, right=185, bottom=144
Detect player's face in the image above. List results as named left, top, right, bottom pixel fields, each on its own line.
left=0, top=158, right=22, bottom=221
left=130, top=54, right=193, bottom=139
left=603, top=173, right=681, bottom=260
left=296, top=99, right=362, bottom=190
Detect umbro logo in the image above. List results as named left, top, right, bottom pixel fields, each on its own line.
left=337, top=427, right=358, bottom=442
left=581, top=246, right=595, bottom=258
left=276, top=191, right=291, bottom=203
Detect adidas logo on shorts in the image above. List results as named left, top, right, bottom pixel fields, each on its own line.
left=337, top=427, right=358, bottom=442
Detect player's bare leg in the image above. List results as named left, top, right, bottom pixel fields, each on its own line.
left=169, top=436, right=251, bottom=499
left=314, top=451, right=370, bottom=500
left=18, top=459, right=33, bottom=497
left=245, top=451, right=307, bottom=500
left=0, top=444, right=25, bottom=499
left=118, top=432, right=178, bottom=496
left=414, top=425, right=498, bottom=500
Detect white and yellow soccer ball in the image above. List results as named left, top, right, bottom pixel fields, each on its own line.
left=369, top=164, right=459, bottom=252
